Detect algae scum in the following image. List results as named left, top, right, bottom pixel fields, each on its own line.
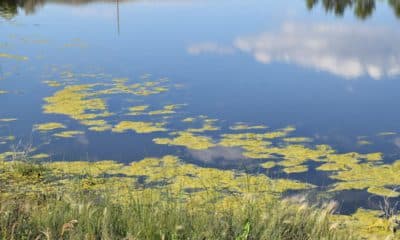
left=2, top=0, right=400, bottom=238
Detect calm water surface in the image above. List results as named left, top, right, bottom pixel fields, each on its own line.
left=1, top=0, right=400, bottom=212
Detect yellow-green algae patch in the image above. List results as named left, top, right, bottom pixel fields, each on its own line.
left=148, top=104, right=185, bottom=115
left=230, top=123, right=268, bottom=131
left=333, top=208, right=400, bottom=239
left=88, top=125, right=113, bottom=132
left=327, top=160, right=400, bottom=197
left=127, top=105, right=149, bottom=115
left=81, top=119, right=112, bottom=132
left=182, top=117, right=195, bottom=122
left=34, top=122, right=66, bottom=132
left=260, top=161, right=277, bottom=169
left=42, top=80, right=62, bottom=87
left=0, top=135, right=15, bottom=145
left=187, top=121, right=220, bottom=133
left=283, top=165, right=309, bottom=174
left=43, top=84, right=110, bottom=121
left=218, top=132, right=273, bottom=159
left=0, top=53, right=28, bottom=61
left=357, top=140, right=372, bottom=145
left=54, top=131, right=85, bottom=138
left=0, top=90, right=7, bottom=95
left=0, top=155, right=312, bottom=214
left=153, top=131, right=215, bottom=150
left=95, top=77, right=169, bottom=96
left=113, top=121, right=167, bottom=133
left=283, top=137, right=313, bottom=143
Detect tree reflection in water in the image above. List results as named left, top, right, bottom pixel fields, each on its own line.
left=307, top=0, right=400, bottom=19
left=1, top=0, right=400, bottom=20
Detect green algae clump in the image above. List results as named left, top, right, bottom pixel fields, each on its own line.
left=54, top=131, right=85, bottom=138
left=127, top=105, right=149, bottom=115
left=34, top=122, right=66, bottom=132
left=43, top=84, right=109, bottom=121
left=113, top=121, right=167, bottom=133
left=0, top=53, right=28, bottom=61
left=43, top=80, right=62, bottom=87
left=148, top=104, right=185, bottom=115
left=230, top=123, right=268, bottom=131
left=283, top=137, right=313, bottom=143
left=153, top=132, right=215, bottom=150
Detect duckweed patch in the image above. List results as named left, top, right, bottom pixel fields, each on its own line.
left=127, top=105, right=149, bottom=115
left=230, top=123, right=268, bottom=130
left=148, top=104, right=185, bottom=115
left=358, top=140, right=372, bottom=145
left=154, top=131, right=215, bottom=150
left=283, top=137, right=313, bottom=143
left=54, top=131, right=85, bottom=138
left=283, top=165, right=309, bottom=174
left=0, top=53, right=28, bottom=61
left=41, top=75, right=173, bottom=136
left=182, top=117, right=195, bottom=122
left=34, top=122, right=66, bottom=132
left=187, top=121, right=220, bottom=133
left=328, top=160, right=400, bottom=197
left=42, top=80, right=62, bottom=87
left=43, top=84, right=110, bottom=121
left=113, top=121, right=167, bottom=133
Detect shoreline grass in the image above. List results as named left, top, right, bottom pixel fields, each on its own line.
left=0, top=191, right=351, bottom=240
left=0, top=159, right=356, bottom=240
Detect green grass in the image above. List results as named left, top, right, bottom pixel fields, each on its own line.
left=0, top=160, right=355, bottom=240
left=0, top=192, right=351, bottom=240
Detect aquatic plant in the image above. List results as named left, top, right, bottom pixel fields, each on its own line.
left=0, top=53, right=28, bottom=61
left=112, top=121, right=167, bottom=133
left=153, top=132, right=215, bottom=150
left=230, top=123, right=268, bottom=130
left=148, top=104, right=185, bottom=115
left=34, top=122, right=66, bottom=132
left=54, top=131, right=85, bottom=138
left=42, top=80, right=62, bottom=87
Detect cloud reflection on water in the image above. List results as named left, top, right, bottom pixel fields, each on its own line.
left=189, top=146, right=245, bottom=164
left=189, top=22, right=400, bottom=80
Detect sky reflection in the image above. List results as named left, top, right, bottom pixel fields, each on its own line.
left=189, top=22, right=400, bottom=80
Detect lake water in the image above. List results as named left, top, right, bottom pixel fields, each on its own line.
left=1, top=0, right=400, bottom=213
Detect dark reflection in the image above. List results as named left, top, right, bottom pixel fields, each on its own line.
left=0, top=0, right=127, bottom=19
left=307, top=0, right=400, bottom=19
left=0, top=0, right=45, bottom=19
